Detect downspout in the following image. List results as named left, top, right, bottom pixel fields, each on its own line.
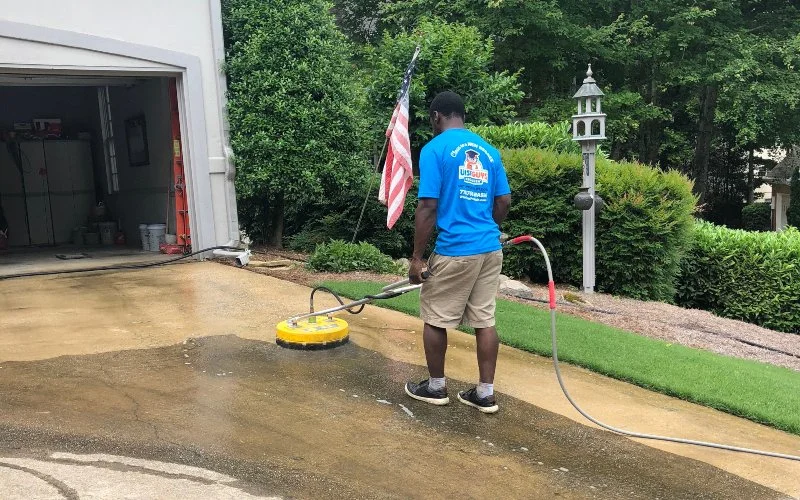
left=209, top=0, right=241, bottom=247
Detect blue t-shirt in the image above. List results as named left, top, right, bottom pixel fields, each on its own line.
left=418, top=128, right=511, bottom=257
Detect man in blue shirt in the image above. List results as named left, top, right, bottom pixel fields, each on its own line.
left=406, top=91, right=512, bottom=414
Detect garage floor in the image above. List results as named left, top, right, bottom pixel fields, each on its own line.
left=1, top=262, right=798, bottom=498
left=0, top=245, right=175, bottom=278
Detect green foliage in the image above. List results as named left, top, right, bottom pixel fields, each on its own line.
left=332, top=0, right=384, bottom=43
left=501, top=148, right=696, bottom=301
left=788, top=169, right=800, bottom=228
left=595, top=160, right=697, bottom=300
left=307, top=240, right=402, bottom=274
left=364, top=18, right=523, bottom=145
left=379, top=0, right=587, bottom=97
left=343, top=0, right=800, bottom=224
left=468, top=122, right=578, bottom=154
left=676, top=221, right=800, bottom=333
left=286, top=174, right=427, bottom=259
left=501, top=149, right=583, bottom=284
left=741, top=203, right=772, bottom=232
left=600, top=90, right=672, bottom=162
left=323, top=280, right=800, bottom=435
left=223, top=0, right=371, bottom=242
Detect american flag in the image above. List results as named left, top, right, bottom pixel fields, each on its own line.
left=378, top=46, right=420, bottom=229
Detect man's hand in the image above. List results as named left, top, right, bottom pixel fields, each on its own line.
left=408, top=257, right=427, bottom=285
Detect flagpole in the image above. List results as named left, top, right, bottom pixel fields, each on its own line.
left=351, top=136, right=389, bottom=243
left=351, top=45, right=420, bottom=243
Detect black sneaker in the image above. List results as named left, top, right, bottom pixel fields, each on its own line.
left=457, top=387, right=499, bottom=414
left=404, top=379, right=450, bottom=405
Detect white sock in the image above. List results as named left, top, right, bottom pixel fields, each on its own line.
left=428, top=377, right=446, bottom=391
left=477, top=383, right=494, bottom=399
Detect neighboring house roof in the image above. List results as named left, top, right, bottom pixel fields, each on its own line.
left=765, top=146, right=799, bottom=185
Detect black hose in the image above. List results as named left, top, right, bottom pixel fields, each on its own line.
left=0, top=245, right=243, bottom=281
left=310, top=286, right=367, bottom=315
left=308, top=286, right=412, bottom=316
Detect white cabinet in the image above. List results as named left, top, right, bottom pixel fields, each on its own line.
left=0, top=140, right=95, bottom=246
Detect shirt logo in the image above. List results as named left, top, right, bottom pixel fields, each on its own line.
left=458, top=149, right=489, bottom=185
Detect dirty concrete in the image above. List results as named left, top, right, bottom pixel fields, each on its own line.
left=1, top=262, right=799, bottom=498
left=0, top=336, right=786, bottom=499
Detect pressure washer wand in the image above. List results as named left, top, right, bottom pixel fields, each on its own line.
left=288, top=272, right=430, bottom=326
left=381, top=271, right=431, bottom=292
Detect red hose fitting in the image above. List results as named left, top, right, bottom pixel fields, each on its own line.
left=506, top=235, right=534, bottom=246
left=548, top=281, right=557, bottom=310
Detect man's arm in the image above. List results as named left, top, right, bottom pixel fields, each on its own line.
left=493, top=194, right=512, bottom=227
left=409, top=198, right=437, bottom=283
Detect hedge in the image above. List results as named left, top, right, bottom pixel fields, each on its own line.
left=289, top=146, right=696, bottom=302
left=468, top=121, right=579, bottom=154
left=501, top=149, right=584, bottom=284
left=741, top=202, right=772, bottom=232
left=675, top=222, right=800, bottom=333
left=502, top=148, right=696, bottom=301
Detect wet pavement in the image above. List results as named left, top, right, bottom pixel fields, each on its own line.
left=1, top=262, right=799, bottom=498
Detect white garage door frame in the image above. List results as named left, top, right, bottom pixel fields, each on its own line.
left=0, top=19, right=216, bottom=251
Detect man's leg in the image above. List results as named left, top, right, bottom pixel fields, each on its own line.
left=423, top=322, right=448, bottom=378
left=457, top=250, right=502, bottom=413
left=473, top=326, right=499, bottom=384
left=406, top=253, right=481, bottom=405
left=405, top=320, right=449, bottom=404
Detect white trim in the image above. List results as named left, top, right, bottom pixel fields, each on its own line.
left=208, top=0, right=240, bottom=242
left=0, top=19, right=218, bottom=250
left=0, top=65, right=178, bottom=76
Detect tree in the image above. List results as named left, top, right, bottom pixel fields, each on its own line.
left=223, top=0, right=371, bottom=246
left=379, top=0, right=586, bottom=98
left=364, top=18, right=523, bottom=147
left=332, top=0, right=385, bottom=44
left=572, top=1, right=800, bottom=210
left=788, top=169, right=800, bottom=229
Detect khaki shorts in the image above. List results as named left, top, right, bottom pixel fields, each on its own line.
left=420, top=250, right=503, bottom=329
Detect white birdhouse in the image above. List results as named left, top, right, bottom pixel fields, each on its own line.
left=572, top=64, right=606, bottom=141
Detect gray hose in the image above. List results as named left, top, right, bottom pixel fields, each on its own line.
left=522, top=236, right=800, bottom=463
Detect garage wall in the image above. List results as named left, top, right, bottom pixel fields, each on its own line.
left=106, top=78, right=175, bottom=247
left=0, top=86, right=96, bottom=135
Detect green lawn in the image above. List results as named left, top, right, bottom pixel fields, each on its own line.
left=320, top=280, right=800, bottom=435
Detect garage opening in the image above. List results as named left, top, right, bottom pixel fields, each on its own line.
left=0, top=75, right=190, bottom=276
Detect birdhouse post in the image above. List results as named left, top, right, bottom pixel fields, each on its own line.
left=571, top=64, right=606, bottom=293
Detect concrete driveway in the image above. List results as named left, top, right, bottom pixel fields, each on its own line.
left=1, top=262, right=799, bottom=498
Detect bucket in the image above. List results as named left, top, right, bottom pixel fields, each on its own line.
left=165, top=234, right=177, bottom=245
left=147, top=224, right=167, bottom=252
left=139, top=224, right=149, bottom=251
left=98, top=221, right=117, bottom=246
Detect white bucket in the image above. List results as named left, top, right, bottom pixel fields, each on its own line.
left=139, top=223, right=149, bottom=251
left=147, top=224, right=167, bottom=252
left=98, top=221, right=117, bottom=246
left=165, top=233, right=177, bottom=245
